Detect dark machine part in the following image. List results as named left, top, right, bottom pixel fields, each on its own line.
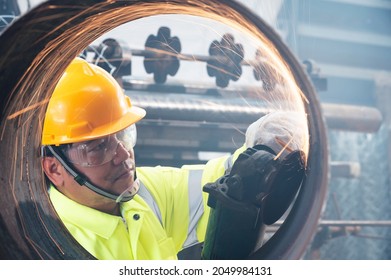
left=202, top=145, right=305, bottom=259
left=92, top=38, right=132, bottom=78
left=0, top=0, right=20, bottom=13
left=302, top=59, right=327, bottom=92
left=207, top=33, right=244, bottom=88
left=253, top=49, right=277, bottom=92
left=0, top=0, right=21, bottom=33
left=144, top=26, right=181, bottom=84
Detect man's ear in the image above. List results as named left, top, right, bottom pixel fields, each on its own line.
left=41, top=157, right=65, bottom=187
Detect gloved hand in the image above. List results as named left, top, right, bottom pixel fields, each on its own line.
left=202, top=144, right=306, bottom=259
left=242, top=110, right=309, bottom=225
left=202, top=111, right=308, bottom=260
left=245, top=111, right=309, bottom=161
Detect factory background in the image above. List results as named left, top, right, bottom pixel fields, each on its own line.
left=1, top=0, right=390, bottom=259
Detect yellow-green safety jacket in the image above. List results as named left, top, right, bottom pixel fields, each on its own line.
left=49, top=147, right=244, bottom=260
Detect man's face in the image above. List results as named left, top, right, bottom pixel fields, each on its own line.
left=63, top=128, right=138, bottom=199
left=67, top=138, right=137, bottom=198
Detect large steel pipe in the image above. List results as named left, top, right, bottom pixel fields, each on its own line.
left=0, top=0, right=328, bottom=259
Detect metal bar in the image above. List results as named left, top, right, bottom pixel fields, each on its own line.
left=129, top=92, right=383, bottom=133
left=319, top=220, right=391, bottom=227
left=272, top=220, right=391, bottom=227
left=101, top=47, right=255, bottom=66
left=322, top=103, right=383, bottom=132
left=330, top=161, right=360, bottom=178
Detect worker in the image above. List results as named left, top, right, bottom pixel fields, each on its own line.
left=41, top=57, right=308, bottom=260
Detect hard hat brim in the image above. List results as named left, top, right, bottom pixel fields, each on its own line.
left=43, top=105, right=146, bottom=146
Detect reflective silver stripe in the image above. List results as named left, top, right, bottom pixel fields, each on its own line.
left=183, top=169, right=204, bottom=249
left=137, top=181, right=163, bottom=225
left=224, top=154, right=234, bottom=175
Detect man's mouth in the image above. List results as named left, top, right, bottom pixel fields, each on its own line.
left=116, top=168, right=134, bottom=181
left=115, top=178, right=140, bottom=203
left=115, top=158, right=135, bottom=181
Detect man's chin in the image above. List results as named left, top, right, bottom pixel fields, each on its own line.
left=124, top=178, right=140, bottom=194
left=115, top=179, right=140, bottom=203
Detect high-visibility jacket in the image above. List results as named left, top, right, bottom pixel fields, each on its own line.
left=49, top=147, right=244, bottom=260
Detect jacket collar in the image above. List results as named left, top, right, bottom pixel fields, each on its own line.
left=49, top=185, right=147, bottom=239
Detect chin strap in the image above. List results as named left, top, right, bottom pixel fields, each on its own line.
left=115, top=180, right=140, bottom=203
left=43, top=145, right=138, bottom=203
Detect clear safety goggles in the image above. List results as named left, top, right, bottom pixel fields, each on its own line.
left=65, top=124, right=137, bottom=167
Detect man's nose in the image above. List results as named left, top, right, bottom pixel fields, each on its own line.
left=112, top=142, right=132, bottom=165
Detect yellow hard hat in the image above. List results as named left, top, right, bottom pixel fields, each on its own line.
left=42, top=57, right=146, bottom=146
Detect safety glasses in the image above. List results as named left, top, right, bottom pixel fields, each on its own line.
left=65, top=124, right=137, bottom=167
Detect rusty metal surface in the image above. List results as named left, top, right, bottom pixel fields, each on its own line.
left=0, top=0, right=328, bottom=259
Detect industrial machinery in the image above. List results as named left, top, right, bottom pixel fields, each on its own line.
left=0, top=0, right=329, bottom=259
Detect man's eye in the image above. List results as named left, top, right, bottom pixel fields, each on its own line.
left=87, top=140, right=107, bottom=152
left=91, top=142, right=106, bottom=152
